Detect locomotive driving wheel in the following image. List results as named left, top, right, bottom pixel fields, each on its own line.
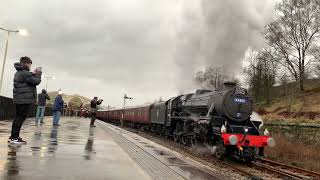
left=164, top=130, right=170, bottom=139
left=173, top=122, right=182, bottom=143
left=181, top=136, right=188, bottom=145
left=190, top=136, right=198, bottom=147
left=163, top=127, right=170, bottom=139
left=173, top=130, right=180, bottom=143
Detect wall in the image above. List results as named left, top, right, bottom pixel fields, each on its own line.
left=0, top=96, right=15, bottom=120
left=265, top=122, right=320, bottom=145
left=0, top=96, right=53, bottom=120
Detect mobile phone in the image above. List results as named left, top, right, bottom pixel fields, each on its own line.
left=36, top=67, right=42, bottom=72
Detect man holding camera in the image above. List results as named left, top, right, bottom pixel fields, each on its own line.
left=36, top=89, right=50, bottom=124
left=90, top=97, right=103, bottom=127
left=9, top=56, right=42, bottom=144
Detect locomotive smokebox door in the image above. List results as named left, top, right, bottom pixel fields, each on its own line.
left=224, top=88, right=252, bottom=121
left=209, top=85, right=252, bottom=122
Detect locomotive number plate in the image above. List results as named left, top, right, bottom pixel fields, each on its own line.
left=234, top=98, right=246, bottom=103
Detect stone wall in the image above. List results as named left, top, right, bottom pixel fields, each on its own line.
left=0, top=96, right=53, bottom=120
left=265, top=122, right=320, bottom=145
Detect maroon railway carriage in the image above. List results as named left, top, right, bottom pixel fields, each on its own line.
left=96, top=109, right=122, bottom=121
left=123, top=105, right=151, bottom=124
left=108, top=109, right=122, bottom=120
left=96, top=110, right=109, bottom=121
left=97, top=105, right=152, bottom=125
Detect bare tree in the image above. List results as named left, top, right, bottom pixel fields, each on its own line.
left=194, top=66, right=235, bottom=91
left=264, top=0, right=320, bottom=91
left=315, top=64, right=320, bottom=78
left=243, top=49, right=278, bottom=103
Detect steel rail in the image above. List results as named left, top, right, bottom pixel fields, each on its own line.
left=217, top=160, right=262, bottom=180
left=257, top=158, right=320, bottom=178
left=252, top=161, right=304, bottom=180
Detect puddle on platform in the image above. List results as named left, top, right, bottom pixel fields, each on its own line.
left=30, top=147, right=41, bottom=151
left=166, top=157, right=188, bottom=165
left=172, top=166, right=219, bottom=180
left=153, top=149, right=172, bottom=156
left=0, top=129, right=10, bottom=133
left=144, top=145, right=155, bottom=148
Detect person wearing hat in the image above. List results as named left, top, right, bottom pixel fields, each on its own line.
left=52, top=90, right=64, bottom=126
left=90, top=97, right=103, bottom=127
left=9, top=56, right=42, bottom=144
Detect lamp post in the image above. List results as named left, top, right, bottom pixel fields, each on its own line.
left=121, top=94, right=133, bottom=127
left=44, top=76, right=55, bottom=91
left=0, top=27, right=28, bottom=94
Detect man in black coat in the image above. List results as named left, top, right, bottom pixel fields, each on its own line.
left=90, top=97, right=103, bottom=127
left=36, top=89, right=50, bottom=124
left=9, top=56, right=41, bottom=144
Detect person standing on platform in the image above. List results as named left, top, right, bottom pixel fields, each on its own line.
left=9, top=56, right=42, bottom=144
left=90, top=97, right=103, bottom=127
left=52, top=90, right=64, bottom=126
left=35, top=89, right=50, bottom=124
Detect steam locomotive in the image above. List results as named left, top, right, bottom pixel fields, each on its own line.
left=96, top=82, right=274, bottom=161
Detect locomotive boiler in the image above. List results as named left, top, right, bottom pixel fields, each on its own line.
left=174, top=82, right=252, bottom=121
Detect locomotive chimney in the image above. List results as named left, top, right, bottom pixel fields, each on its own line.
left=222, top=82, right=236, bottom=90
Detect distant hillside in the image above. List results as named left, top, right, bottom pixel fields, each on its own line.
left=254, top=79, right=320, bottom=123
left=47, top=91, right=91, bottom=108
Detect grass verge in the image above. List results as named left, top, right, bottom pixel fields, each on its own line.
left=265, top=133, right=320, bottom=172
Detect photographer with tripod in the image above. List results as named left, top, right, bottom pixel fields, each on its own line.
left=90, top=97, right=103, bottom=127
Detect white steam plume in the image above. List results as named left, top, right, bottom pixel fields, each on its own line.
left=174, top=0, right=279, bottom=92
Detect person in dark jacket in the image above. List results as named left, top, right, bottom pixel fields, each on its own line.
left=90, top=97, right=103, bottom=127
left=9, top=56, right=41, bottom=144
left=52, top=90, right=64, bottom=126
left=36, top=89, right=50, bottom=123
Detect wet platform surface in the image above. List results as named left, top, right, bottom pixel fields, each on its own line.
left=0, top=117, right=226, bottom=180
left=0, top=117, right=151, bottom=180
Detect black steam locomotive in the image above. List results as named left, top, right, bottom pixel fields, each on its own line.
left=97, top=82, right=274, bottom=161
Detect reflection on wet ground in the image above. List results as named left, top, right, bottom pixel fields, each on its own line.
left=170, top=166, right=223, bottom=180
left=84, top=127, right=96, bottom=160
left=6, top=145, right=20, bottom=176
left=0, top=117, right=151, bottom=180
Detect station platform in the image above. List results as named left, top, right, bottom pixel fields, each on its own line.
left=0, top=117, right=226, bottom=180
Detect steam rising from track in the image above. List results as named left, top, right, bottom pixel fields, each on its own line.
left=174, top=0, right=279, bottom=92
left=191, top=144, right=217, bottom=155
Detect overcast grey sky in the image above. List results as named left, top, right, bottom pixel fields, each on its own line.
left=0, top=0, right=279, bottom=107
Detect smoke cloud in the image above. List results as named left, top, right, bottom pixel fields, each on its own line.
left=174, top=0, right=279, bottom=92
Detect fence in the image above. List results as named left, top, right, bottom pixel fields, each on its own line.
left=0, top=96, right=53, bottom=120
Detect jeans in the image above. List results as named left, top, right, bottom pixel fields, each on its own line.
left=53, top=111, right=61, bottom=125
left=11, top=104, right=31, bottom=139
left=36, top=106, right=45, bottom=123
left=90, top=112, right=96, bottom=126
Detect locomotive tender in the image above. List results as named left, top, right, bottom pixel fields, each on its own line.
left=96, top=82, right=274, bottom=160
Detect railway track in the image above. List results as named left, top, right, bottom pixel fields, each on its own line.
left=114, top=124, right=320, bottom=179
left=254, top=158, right=320, bottom=179
left=217, top=160, right=263, bottom=180
left=251, top=161, right=305, bottom=179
